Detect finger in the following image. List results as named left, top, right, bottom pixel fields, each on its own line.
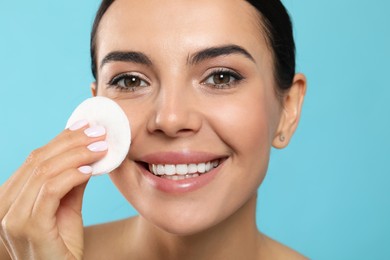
left=1, top=171, right=91, bottom=260
left=3, top=142, right=107, bottom=225
left=7, top=121, right=97, bottom=182
left=27, top=170, right=90, bottom=260
left=60, top=181, right=89, bottom=214
left=26, top=119, right=92, bottom=167
left=0, top=122, right=104, bottom=259
left=10, top=122, right=101, bottom=184
left=43, top=120, right=94, bottom=161
left=0, top=125, right=106, bottom=218
left=31, top=168, right=92, bottom=230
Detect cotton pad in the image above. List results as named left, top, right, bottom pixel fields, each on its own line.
left=66, top=97, right=131, bottom=175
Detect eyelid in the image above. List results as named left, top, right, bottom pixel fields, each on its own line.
left=107, top=71, right=150, bottom=86
left=203, top=67, right=243, bottom=79
left=201, top=67, right=244, bottom=87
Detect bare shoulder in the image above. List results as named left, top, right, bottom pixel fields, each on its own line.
left=84, top=216, right=138, bottom=260
left=258, top=234, right=308, bottom=260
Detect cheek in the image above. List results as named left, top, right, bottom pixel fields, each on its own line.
left=113, top=99, right=150, bottom=146
left=208, top=93, right=273, bottom=156
left=200, top=94, right=274, bottom=220
left=208, top=90, right=275, bottom=193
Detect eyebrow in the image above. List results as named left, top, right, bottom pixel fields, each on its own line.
left=99, top=44, right=255, bottom=69
left=100, top=51, right=153, bottom=69
left=188, top=44, right=256, bottom=65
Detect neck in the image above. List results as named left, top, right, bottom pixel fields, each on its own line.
left=132, top=194, right=263, bottom=260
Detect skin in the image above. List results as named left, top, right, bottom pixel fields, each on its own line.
left=0, top=0, right=307, bottom=259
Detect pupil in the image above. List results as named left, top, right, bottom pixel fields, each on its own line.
left=125, top=77, right=140, bottom=87
left=214, top=73, right=230, bottom=84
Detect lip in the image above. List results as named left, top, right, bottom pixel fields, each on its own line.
left=136, top=152, right=226, bottom=194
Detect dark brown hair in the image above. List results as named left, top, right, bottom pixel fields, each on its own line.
left=90, top=0, right=295, bottom=93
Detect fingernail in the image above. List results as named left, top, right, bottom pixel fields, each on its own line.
left=69, top=119, right=89, bottom=131
left=78, top=165, right=93, bottom=174
left=84, top=126, right=106, bottom=138
left=87, top=141, right=108, bottom=152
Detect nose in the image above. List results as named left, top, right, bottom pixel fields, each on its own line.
left=147, top=87, right=202, bottom=138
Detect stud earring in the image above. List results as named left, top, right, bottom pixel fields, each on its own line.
left=279, top=134, right=285, bottom=142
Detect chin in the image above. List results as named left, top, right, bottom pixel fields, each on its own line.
left=144, top=213, right=221, bottom=237
left=135, top=197, right=218, bottom=236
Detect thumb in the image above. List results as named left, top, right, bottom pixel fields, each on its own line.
left=60, top=178, right=90, bottom=214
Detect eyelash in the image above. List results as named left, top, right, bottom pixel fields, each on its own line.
left=107, top=73, right=149, bottom=91
left=201, top=68, right=244, bottom=89
left=107, top=68, right=244, bottom=92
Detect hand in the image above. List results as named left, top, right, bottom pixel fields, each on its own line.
left=0, top=120, right=107, bottom=260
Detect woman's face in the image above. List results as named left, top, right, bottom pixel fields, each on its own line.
left=95, top=0, right=283, bottom=234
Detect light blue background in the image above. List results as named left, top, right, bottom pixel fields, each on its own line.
left=1, top=1, right=389, bottom=259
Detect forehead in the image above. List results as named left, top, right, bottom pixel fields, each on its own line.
left=96, top=0, right=269, bottom=65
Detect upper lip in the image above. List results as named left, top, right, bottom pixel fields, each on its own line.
left=137, top=151, right=227, bottom=165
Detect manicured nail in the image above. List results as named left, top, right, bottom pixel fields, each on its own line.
left=78, top=165, right=93, bottom=174
left=84, top=126, right=106, bottom=138
left=69, top=119, right=89, bottom=131
left=87, top=141, right=108, bottom=152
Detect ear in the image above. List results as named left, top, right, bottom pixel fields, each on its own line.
left=90, top=82, right=97, bottom=97
left=272, top=73, right=307, bottom=149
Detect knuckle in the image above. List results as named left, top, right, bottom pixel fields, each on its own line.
left=71, top=147, right=93, bottom=163
left=78, top=148, right=93, bottom=160
left=1, top=215, right=24, bottom=238
left=41, top=181, right=59, bottom=198
left=25, top=148, right=43, bottom=165
left=0, top=217, right=5, bottom=233
left=32, top=163, right=51, bottom=178
left=63, top=129, right=86, bottom=145
left=2, top=214, right=40, bottom=241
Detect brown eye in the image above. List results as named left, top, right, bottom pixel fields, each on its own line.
left=202, top=69, right=244, bottom=89
left=108, top=73, right=149, bottom=91
left=213, top=72, right=232, bottom=85
left=124, top=76, right=142, bottom=88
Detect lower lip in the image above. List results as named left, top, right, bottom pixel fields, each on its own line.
left=137, top=163, right=222, bottom=194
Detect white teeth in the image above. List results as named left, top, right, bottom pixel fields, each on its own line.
left=206, top=161, right=211, bottom=172
left=176, top=164, right=188, bottom=175
left=149, top=160, right=219, bottom=177
left=188, top=164, right=198, bottom=173
left=164, top=164, right=176, bottom=175
left=197, top=163, right=206, bottom=173
left=162, top=173, right=200, bottom=180
left=157, top=164, right=164, bottom=175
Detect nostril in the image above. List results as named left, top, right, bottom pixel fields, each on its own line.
left=150, top=126, right=198, bottom=138
left=168, top=128, right=197, bottom=138
left=178, top=128, right=195, bottom=134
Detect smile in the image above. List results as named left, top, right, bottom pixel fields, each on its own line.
left=136, top=152, right=226, bottom=193
left=148, top=160, right=220, bottom=180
